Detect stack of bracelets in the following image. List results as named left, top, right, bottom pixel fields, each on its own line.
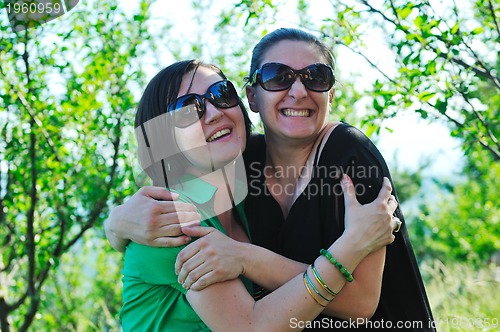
left=302, top=249, right=354, bottom=307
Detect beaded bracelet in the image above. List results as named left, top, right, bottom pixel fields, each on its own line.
left=311, top=263, right=337, bottom=297
left=303, top=271, right=327, bottom=307
left=320, top=249, right=353, bottom=282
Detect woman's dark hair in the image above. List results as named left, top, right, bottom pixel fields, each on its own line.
left=247, top=28, right=336, bottom=84
left=134, top=59, right=252, bottom=186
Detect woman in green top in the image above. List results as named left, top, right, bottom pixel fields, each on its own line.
left=120, top=59, right=252, bottom=331
left=120, top=59, right=399, bottom=331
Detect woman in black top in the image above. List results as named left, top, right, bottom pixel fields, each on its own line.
left=243, top=123, right=433, bottom=329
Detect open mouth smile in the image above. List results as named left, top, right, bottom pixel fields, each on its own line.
left=207, top=128, right=232, bottom=142
left=281, top=109, right=311, bottom=117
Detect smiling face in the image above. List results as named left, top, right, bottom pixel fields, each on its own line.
left=246, top=40, right=333, bottom=143
left=173, top=66, right=246, bottom=173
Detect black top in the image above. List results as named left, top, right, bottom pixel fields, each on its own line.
left=243, top=123, right=435, bottom=331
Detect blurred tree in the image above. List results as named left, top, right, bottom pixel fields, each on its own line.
left=34, top=230, right=123, bottom=331
left=0, top=1, right=161, bottom=330
left=411, top=149, right=500, bottom=264
left=320, top=0, right=499, bottom=159
left=326, top=0, right=500, bottom=263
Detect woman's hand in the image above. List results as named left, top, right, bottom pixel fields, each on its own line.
left=341, top=174, right=398, bottom=255
left=104, top=186, right=201, bottom=252
left=175, top=226, right=247, bottom=291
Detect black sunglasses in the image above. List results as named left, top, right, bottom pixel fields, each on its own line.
left=249, top=62, right=335, bottom=92
left=167, top=80, right=239, bottom=128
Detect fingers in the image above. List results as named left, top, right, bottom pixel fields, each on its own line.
left=162, top=209, right=201, bottom=228
left=156, top=214, right=200, bottom=235
left=375, top=177, right=393, bottom=202
left=341, top=174, right=360, bottom=208
left=174, top=227, right=215, bottom=274
left=387, top=194, right=396, bottom=205
left=138, top=186, right=180, bottom=201
left=387, top=195, right=398, bottom=214
left=178, top=256, right=206, bottom=288
left=142, top=211, right=201, bottom=243
left=175, top=232, right=214, bottom=289
left=177, top=257, right=228, bottom=291
left=181, top=225, right=214, bottom=237
left=146, top=223, right=201, bottom=246
left=175, top=239, right=202, bottom=276
left=180, top=266, right=226, bottom=291
left=190, top=271, right=219, bottom=291
left=151, top=200, right=198, bottom=215
left=150, top=235, right=192, bottom=247
left=149, top=201, right=201, bottom=231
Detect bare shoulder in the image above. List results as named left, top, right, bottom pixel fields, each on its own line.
left=330, top=121, right=342, bottom=129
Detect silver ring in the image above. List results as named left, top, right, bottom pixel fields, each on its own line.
left=393, top=217, right=402, bottom=233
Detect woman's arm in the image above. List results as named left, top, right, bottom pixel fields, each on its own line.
left=325, top=248, right=385, bottom=320
left=104, top=186, right=201, bottom=252
left=186, top=182, right=397, bottom=331
left=177, top=231, right=385, bottom=321
left=175, top=230, right=306, bottom=289
left=177, top=175, right=397, bottom=320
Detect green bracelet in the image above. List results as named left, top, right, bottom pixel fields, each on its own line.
left=320, top=249, right=353, bottom=282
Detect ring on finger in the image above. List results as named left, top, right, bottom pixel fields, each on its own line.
left=393, top=216, right=402, bottom=233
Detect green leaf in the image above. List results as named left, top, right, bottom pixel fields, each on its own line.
left=435, top=99, right=448, bottom=114
left=415, top=108, right=429, bottom=118
left=418, top=91, right=436, bottom=102
left=399, top=6, right=413, bottom=19
left=471, top=27, right=484, bottom=35
left=414, top=14, right=427, bottom=28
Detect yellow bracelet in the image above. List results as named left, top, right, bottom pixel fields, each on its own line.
left=303, top=271, right=327, bottom=307
left=311, top=263, right=337, bottom=297
left=305, top=268, right=333, bottom=303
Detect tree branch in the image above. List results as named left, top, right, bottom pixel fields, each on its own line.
left=62, top=98, right=124, bottom=253
left=358, top=0, right=500, bottom=88
left=339, top=40, right=399, bottom=85
left=424, top=98, right=500, bottom=160
left=0, top=67, right=61, bottom=163
left=20, top=33, right=40, bottom=332
left=34, top=205, right=67, bottom=294
left=487, top=0, right=500, bottom=37
left=0, top=297, right=10, bottom=332
left=459, top=90, right=500, bottom=159
left=312, top=26, right=400, bottom=85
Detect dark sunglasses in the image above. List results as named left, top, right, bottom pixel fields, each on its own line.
left=249, top=62, right=335, bottom=92
left=167, top=80, right=239, bottom=128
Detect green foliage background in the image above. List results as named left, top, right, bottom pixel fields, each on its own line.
left=0, top=0, right=498, bottom=331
